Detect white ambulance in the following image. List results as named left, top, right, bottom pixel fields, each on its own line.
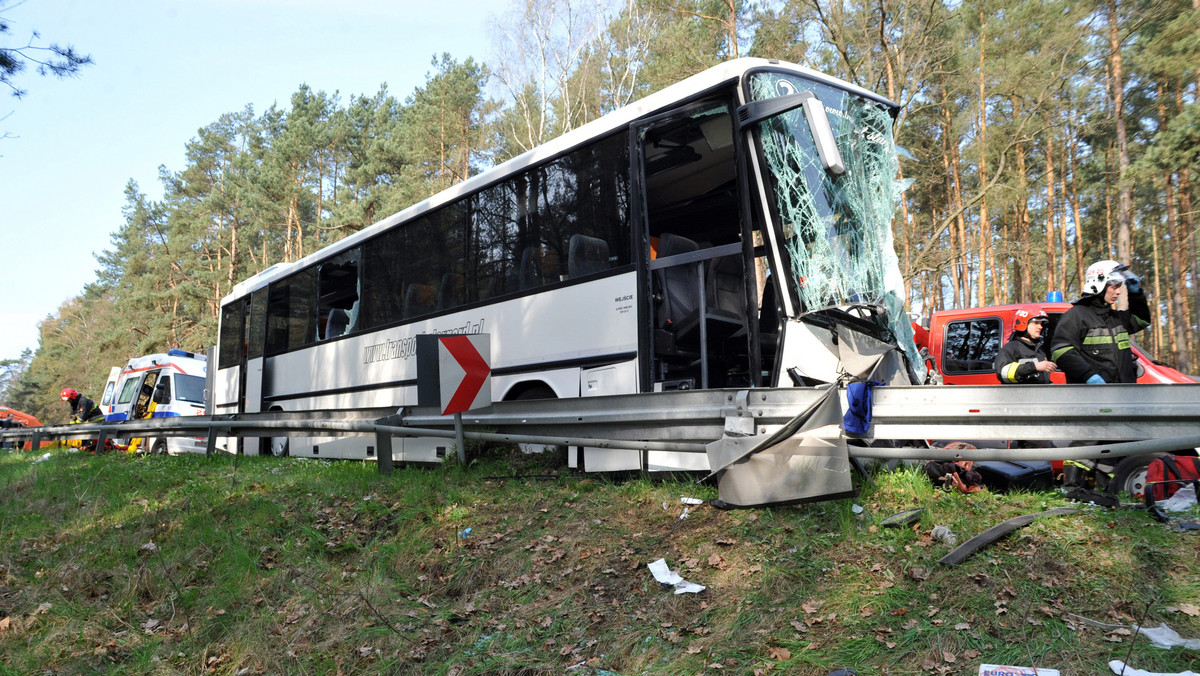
left=103, top=349, right=208, bottom=454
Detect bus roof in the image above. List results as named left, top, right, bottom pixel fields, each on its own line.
left=224, top=57, right=897, bottom=302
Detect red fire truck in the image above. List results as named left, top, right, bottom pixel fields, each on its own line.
left=912, top=302, right=1195, bottom=386
left=910, top=301, right=1197, bottom=497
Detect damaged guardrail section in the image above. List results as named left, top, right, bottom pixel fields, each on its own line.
left=4, top=383, right=1200, bottom=502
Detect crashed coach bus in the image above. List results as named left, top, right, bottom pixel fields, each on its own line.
left=213, top=57, right=923, bottom=467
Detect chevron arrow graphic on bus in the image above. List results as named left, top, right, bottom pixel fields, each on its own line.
left=440, top=335, right=491, bottom=416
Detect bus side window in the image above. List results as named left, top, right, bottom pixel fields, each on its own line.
left=317, top=248, right=360, bottom=341
left=218, top=299, right=246, bottom=369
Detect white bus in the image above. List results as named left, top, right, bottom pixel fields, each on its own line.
left=213, top=57, right=923, bottom=466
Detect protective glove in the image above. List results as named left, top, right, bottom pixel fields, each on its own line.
left=1123, top=270, right=1140, bottom=294
left=1086, top=373, right=1106, bottom=385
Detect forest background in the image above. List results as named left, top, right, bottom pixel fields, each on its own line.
left=2, top=0, right=1198, bottom=424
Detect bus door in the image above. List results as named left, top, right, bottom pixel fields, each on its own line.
left=242, top=288, right=268, bottom=455
left=632, top=98, right=755, bottom=391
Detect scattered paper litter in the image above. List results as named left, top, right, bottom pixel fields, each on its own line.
left=979, top=666, right=1058, bottom=676
left=647, top=558, right=705, bottom=595
left=1109, top=660, right=1198, bottom=676
left=1069, top=615, right=1200, bottom=649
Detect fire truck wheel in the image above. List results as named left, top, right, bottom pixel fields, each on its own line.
left=151, top=438, right=168, bottom=455
left=1110, top=453, right=1166, bottom=499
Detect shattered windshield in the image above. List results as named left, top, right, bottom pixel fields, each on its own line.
left=747, top=71, right=924, bottom=380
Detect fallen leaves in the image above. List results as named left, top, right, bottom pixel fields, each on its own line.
left=767, top=646, right=791, bottom=660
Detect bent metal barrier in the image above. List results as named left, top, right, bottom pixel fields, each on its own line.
left=6, top=383, right=1200, bottom=471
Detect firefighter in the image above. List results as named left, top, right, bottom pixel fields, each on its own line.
left=994, top=309, right=1058, bottom=384
left=60, top=387, right=103, bottom=423
left=1049, top=260, right=1150, bottom=501
left=1049, top=259, right=1150, bottom=385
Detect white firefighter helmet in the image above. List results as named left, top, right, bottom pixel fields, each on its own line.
left=1082, top=259, right=1129, bottom=297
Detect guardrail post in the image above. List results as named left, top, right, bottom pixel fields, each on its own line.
left=375, top=414, right=402, bottom=475
left=95, top=428, right=108, bottom=453
left=206, top=426, right=219, bottom=457
left=31, top=430, right=42, bottom=450
left=455, top=412, right=466, bottom=464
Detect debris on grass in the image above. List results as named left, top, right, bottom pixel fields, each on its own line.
left=647, top=558, right=705, bottom=595
left=879, top=508, right=923, bottom=528
left=1067, top=614, right=1200, bottom=649
left=1108, top=660, right=1199, bottom=676
left=939, top=507, right=1078, bottom=566
left=979, top=665, right=1059, bottom=676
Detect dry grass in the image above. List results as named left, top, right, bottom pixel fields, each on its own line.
left=0, top=445, right=1197, bottom=675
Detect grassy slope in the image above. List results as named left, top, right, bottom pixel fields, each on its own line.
left=0, top=445, right=1197, bottom=675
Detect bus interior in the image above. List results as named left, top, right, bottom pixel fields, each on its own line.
left=640, top=99, right=776, bottom=390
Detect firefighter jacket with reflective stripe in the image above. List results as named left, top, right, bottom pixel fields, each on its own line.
left=994, top=335, right=1051, bottom=384
left=1049, top=290, right=1150, bottom=384
left=69, top=395, right=102, bottom=423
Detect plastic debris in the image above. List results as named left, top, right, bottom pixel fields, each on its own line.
left=1069, top=615, right=1200, bottom=649
left=457, top=528, right=471, bottom=540
left=32, top=452, right=51, bottom=464
left=851, top=504, right=864, bottom=514
left=931, top=525, right=958, bottom=547
left=678, top=508, right=690, bottom=520
left=1109, top=661, right=1198, bottom=676
left=647, top=558, right=705, bottom=595
left=680, top=497, right=703, bottom=506
left=880, top=508, right=923, bottom=528
left=1157, top=484, right=1197, bottom=512
left=980, top=666, right=1058, bottom=676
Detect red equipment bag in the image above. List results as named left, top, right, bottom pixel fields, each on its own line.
left=1144, top=455, right=1200, bottom=504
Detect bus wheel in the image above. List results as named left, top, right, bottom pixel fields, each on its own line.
left=151, top=438, right=168, bottom=455
left=269, top=437, right=290, bottom=458
left=514, top=386, right=566, bottom=464
left=1111, top=453, right=1165, bottom=499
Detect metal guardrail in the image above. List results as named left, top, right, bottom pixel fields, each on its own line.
left=4, top=382, right=1200, bottom=470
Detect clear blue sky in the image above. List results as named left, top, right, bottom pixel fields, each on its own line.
left=0, top=0, right=501, bottom=361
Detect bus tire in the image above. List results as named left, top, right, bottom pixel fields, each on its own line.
left=270, top=437, right=290, bottom=458
left=151, top=438, right=168, bottom=455
left=1110, top=453, right=1165, bottom=498
left=514, top=386, right=566, bottom=464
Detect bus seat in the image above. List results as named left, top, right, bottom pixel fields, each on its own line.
left=480, top=275, right=500, bottom=300
left=568, top=234, right=609, bottom=278
left=655, top=233, right=700, bottom=329
left=438, top=273, right=464, bottom=311
left=325, top=308, right=350, bottom=339
left=656, top=232, right=742, bottom=347
left=708, top=253, right=747, bottom=330
left=519, top=247, right=543, bottom=290
left=403, top=283, right=436, bottom=318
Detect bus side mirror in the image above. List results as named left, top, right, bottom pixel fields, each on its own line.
left=736, top=91, right=846, bottom=176
left=800, top=96, right=846, bottom=176
left=152, top=383, right=169, bottom=404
